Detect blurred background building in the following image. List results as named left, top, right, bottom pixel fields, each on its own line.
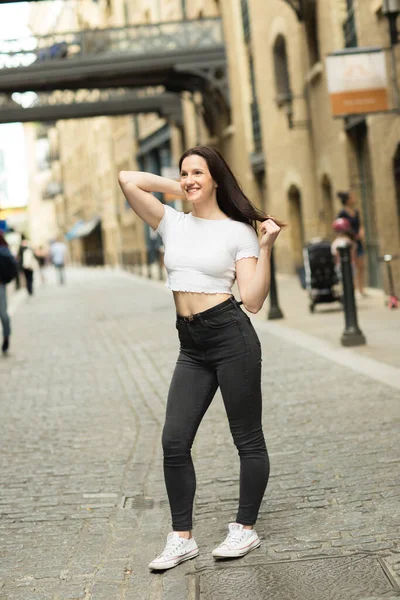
left=0, top=123, right=29, bottom=234
left=1, top=0, right=399, bottom=288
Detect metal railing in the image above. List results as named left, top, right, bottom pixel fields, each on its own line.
left=28, top=86, right=166, bottom=108
left=121, top=249, right=165, bottom=280
left=0, top=18, right=224, bottom=70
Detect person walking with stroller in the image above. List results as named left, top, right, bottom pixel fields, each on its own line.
left=0, top=232, right=18, bottom=354
left=119, top=146, right=284, bottom=571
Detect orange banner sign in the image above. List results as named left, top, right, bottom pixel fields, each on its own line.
left=326, top=49, right=389, bottom=116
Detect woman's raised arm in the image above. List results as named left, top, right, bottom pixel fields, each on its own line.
left=118, top=171, right=184, bottom=230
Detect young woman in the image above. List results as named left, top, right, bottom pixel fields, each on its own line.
left=119, top=146, right=284, bottom=571
left=336, top=190, right=366, bottom=296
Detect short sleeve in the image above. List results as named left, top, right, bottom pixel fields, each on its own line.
left=235, top=223, right=260, bottom=262
left=154, top=204, right=179, bottom=240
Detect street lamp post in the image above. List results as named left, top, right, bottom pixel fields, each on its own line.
left=268, top=247, right=284, bottom=320
left=338, top=244, right=366, bottom=347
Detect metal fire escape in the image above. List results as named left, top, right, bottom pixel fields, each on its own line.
left=0, top=18, right=229, bottom=131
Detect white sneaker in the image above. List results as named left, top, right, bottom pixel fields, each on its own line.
left=212, top=523, right=261, bottom=559
left=148, top=532, right=199, bottom=571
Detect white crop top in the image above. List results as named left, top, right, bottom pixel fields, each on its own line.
left=155, top=205, right=260, bottom=294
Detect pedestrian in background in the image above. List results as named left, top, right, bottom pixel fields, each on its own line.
left=50, top=236, right=67, bottom=285
left=336, top=191, right=366, bottom=296
left=119, top=145, right=283, bottom=571
left=6, top=230, right=22, bottom=290
left=0, top=232, right=17, bottom=354
left=20, top=236, right=37, bottom=296
left=34, top=245, right=48, bottom=285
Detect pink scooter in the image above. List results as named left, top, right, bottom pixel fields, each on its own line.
left=378, top=254, right=399, bottom=309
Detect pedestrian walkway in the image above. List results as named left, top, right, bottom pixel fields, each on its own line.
left=254, top=273, right=400, bottom=370
left=0, top=268, right=399, bottom=600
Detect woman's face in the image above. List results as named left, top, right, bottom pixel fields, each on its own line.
left=180, top=155, right=217, bottom=205
left=347, top=191, right=357, bottom=207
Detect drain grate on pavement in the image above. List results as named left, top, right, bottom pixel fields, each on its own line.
left=198, top=556, right=400, bottom=600
left=119, top=495, right=170, bottom=509
left=120, top=495, right=155, bottom=509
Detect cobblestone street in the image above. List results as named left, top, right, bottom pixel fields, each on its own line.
left=1, top=268, right=400, bottom=600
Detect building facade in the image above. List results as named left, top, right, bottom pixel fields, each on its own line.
left=0, top=123, right=30, bottom=236
left=245, top=0, right=400, bottom=287
left=25, top=0, right=400, bottom=290
left=26, top=0, right=266, bottom=272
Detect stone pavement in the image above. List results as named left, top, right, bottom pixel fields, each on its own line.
left=0, top=267, right=399, bottom=600
left=254, top=273, right=400, bottom=370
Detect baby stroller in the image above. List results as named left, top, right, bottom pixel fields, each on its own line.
left=303, top=239, right=341, bottom=313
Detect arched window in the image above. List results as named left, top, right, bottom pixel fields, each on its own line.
left=273, top=35, right=292, bottom=106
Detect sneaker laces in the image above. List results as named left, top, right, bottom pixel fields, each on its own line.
left=158, top=533, right=186, bottom=558
left=220, top=524, right=248, bottom=548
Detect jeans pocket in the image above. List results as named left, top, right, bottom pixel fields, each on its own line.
left=242, top=313, right=261, bottom=348
left=204, top=312, right=236, bottom=329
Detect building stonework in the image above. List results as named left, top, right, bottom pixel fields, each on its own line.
left=245, top=0, right=400, bottom=287
left=24, top=0, right=400, bottom=291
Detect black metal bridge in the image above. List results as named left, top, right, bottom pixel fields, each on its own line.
left=0, top=18, right=229, bottom=129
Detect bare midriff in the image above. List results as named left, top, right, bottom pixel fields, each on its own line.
left=173, top=291, right=233, bottom=317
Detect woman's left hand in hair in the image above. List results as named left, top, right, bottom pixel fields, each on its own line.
left=260, top=218, right=281, bottom=249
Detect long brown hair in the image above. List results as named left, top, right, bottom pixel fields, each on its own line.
left=0, top=232, right=8, bottom=247
left=179, top=146, right=286, bottom=232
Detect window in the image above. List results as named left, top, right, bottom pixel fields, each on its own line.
left=240, top=0, right=251, bottom=45
left=240, top=0, right=264, bottom=163
left=249, top=57, right=262, bottom=154
left=304, top=5, right=320, bottom=65
left=273, top=35, right=292, bottom=105
left=343, top=0, right=358, bottom=48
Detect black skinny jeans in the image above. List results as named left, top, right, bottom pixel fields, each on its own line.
left=162, top=297, right=270, bottom=531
